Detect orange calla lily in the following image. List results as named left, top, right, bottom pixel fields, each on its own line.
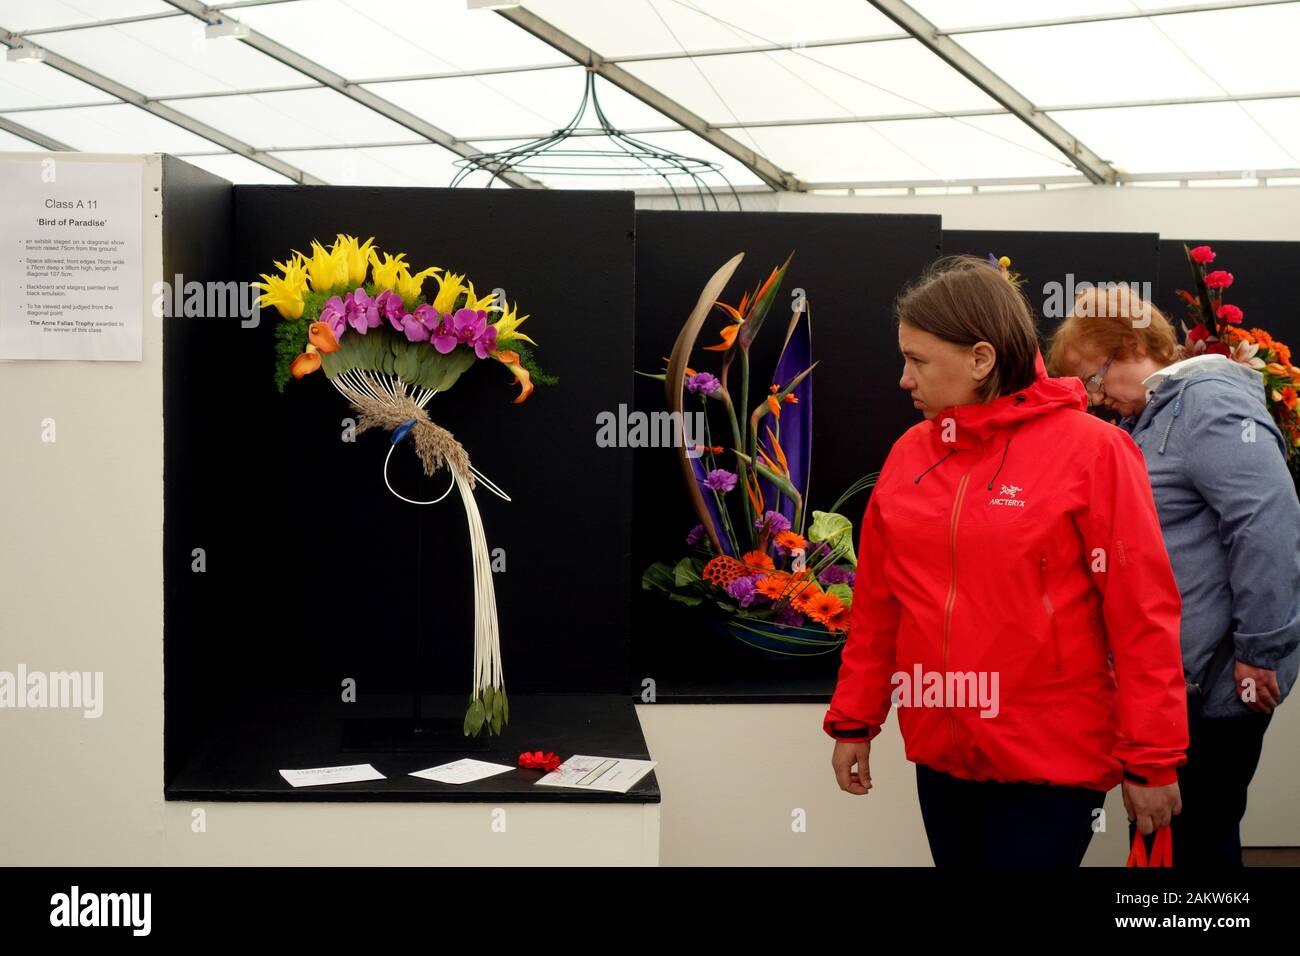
left=290, top=350, right=321, bottom=378
left=308, top=322, right=340, bottom=353
left=493, top=349, right=534, bottom=404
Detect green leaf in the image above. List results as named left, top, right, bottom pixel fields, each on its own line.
left=465, top=697, right=486, bottom=737
left=827, top=582, right=854, bottom=606
left=484, top=685, right=496, bottom=716
left=673, top=556, right=701, bottom=588
left=642, top=561, right=677, bottom=592
left=809, top=510, right=857, bottom=567
left=668, top=592, right=703, bottom=607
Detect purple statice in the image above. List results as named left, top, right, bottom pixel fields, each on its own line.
left=773, top=604, right=804, bottom=627
left=807, top=541, right=832, bottom=561
left=703, top=469, right=737, bottom=493
left=754, top=510, right=791, bottom=535
left=818, top=564, right=854, bottom=587
left=726, top=575, right=764, bottom=608
left=685, top=524, right=705, bottom=547
left=686, top=372, right=720, bottom=396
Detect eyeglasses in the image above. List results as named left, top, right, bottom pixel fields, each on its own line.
left=1082, top=357, right=1112, bottom=404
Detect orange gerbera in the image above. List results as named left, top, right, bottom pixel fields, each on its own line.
left=1282, top=387, right=1298, bottom=411
left=775, top=530, right=807, bottom=551
left=824, top=605, right=852, bottom=632
left=741, top=550, right=775, bottom=571
left=754, top=572, right=793, bottom=600
left=790, top=579, right=824, bottom=611
left=802, top=591, right=846, bottom=625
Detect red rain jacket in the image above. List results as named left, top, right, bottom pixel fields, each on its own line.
left=824, top=352, right=1188, bottom=790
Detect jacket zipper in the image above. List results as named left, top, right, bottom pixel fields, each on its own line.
left=944, top=467, right=973, bottom=766
left=1040, top=550, right=1062, bottom=671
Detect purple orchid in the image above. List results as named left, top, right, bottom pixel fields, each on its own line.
left=432, top=307, right=497, bottom=358
left=376, top=289, right=406, bottom=331
left=320, top=294, right=347, bottom=343
left=344, top=288, right=380, bottom=335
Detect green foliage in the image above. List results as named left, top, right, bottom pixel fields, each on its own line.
left=273, top=319, right=310, bottom=393
left=809, top=510, right=857, bottom=567
left=463, top=686, right=509, bottom=738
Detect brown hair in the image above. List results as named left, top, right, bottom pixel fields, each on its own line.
left=1045, top=284, right=1180, bottom=374
left=894, top=255, right=1040, bottom=402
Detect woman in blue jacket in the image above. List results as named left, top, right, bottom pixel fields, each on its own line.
left=1048, top=284, right=1300, bottom=866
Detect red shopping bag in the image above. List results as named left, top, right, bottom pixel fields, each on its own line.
left=1126, top=825, right=1173, bottom=867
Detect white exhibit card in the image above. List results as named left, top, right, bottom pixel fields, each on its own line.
left=535, top=755, right=657, bottom=794
left=278, top=764, right=386, bottom=788
left=409, top=758, right=517, bottom=785
left=0, top=157, right=143, bottom=361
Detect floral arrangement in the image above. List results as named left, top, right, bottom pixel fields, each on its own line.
left=987, top=253, right=1024, bottom=290
left=639, top=252, right=875, bottom=648
left=1175, top=244, right=1300, bottom=478
left=254, top=234, right=556, bottom=737
left=255, top=233, right=552, bottom=399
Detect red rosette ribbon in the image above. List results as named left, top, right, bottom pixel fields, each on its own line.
left=518, top=750, right=562, bottom=772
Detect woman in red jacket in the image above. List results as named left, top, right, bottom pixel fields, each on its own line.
left=826, top=256, right=1187, bottom=866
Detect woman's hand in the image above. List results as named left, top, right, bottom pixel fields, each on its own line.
left=1235, top=660, right=1281, bottom=714
left=1122, top=780, right=1182, bottom=834
left=832, top=740, right=872, bottom=795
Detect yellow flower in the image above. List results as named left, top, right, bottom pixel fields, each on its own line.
left=296, top=238, right=349, bottom=292
left=462, top=280, right=499, bottom=313
left=395, top=264, right=441, bottom=301
left=368, top=250, right=408, bottom=292
left=333, top=234, right=376, bottom=286
left=431, top=271, right=468, bottom=313
left=253, top=253, right=309, bottom=320
left=492, top=299, right=536, bottom=347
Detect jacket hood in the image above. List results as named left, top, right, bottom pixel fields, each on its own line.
left=1143, top=353, right=1267, bottom=418
left=925, top=350, right=1088, bottom=452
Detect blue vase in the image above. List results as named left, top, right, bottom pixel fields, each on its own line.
left=715, top=616, right=845, bottom=660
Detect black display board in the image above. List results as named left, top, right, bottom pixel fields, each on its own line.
left=943, top=229, right=1162, bottom=345
left=631, top=210, right=941, bottom=701
left=163, top=175, right=636, bottom=789
left=1157, top=239, right=1300, bottom=348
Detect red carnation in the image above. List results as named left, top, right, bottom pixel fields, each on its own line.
left=1216, top=303, right=1244, bottom=324
left=1189, top=245, right=1216, bottom=264
left=1187, top=324, right=1210, bottom=342
left=1204, top=270, right=1234, bottom=289
left=1206, top=342, right=1231, bottom=356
